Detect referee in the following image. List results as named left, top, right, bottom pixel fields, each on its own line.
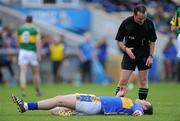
left=115, top=5, right=157, bottom=100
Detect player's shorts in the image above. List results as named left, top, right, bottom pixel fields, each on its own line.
left=121, top=54, right=151, bottom=71
left=18, top=49, right=38, bottom=66
left=75, top=93, right=102, bottom=115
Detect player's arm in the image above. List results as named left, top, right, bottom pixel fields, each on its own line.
left=132, top=102, right=144, bottom=116
left=132, top=110, right=143, bottom=116
left=171, top=24, right=177, bottom=32
left=170, top=17, right=177, bottom=32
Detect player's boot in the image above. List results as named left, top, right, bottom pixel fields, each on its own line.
left=12, top=94, right=26, bottom=113
left=21, top=91, right=26, bottom=97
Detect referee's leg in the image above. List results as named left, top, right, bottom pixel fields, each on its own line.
left=138, top=70, right=149, bottom=100
left=116, top=69, right=133, bottom=97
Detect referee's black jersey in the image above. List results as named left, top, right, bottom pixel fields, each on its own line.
left=115, top=16, right=157, bottom=59
left=115, top=16, right=157, bottom=48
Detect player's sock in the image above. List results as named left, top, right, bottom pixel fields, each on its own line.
left=138, top=88, right=148, bottom=100
left=21, top=90, right=26, bottom=97
left=115, top=86, right=120, bottom=95
left=36, top=88, right=42, bottom=96
left=24, top=102, right=28, bottom=111
left=27, top=102, right=38, bottom=110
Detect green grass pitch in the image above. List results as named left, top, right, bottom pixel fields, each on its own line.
left=0, top=82, right=180, bottom=121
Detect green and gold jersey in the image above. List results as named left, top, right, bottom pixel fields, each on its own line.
left=170, top=7, right=180, bottom=34
left=18, top=24, right=40, bottom=51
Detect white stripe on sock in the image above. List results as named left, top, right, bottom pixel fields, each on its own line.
left=24, top=102, right=28, bottom=111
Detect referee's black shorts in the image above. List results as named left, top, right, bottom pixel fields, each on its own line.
left=121, top=55, right=151, bottom=71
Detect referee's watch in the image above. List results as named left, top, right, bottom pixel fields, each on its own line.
left=149, top=55, right=153, bottom=58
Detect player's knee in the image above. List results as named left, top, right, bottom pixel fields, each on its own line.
left=54, top=96, right=66, bottom=106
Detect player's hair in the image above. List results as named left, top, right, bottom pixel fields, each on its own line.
left=26, top=15, right=33, bottom=23
left=134, top=5, right=146, bottom=15
left=144, top=104, right=153, bottom=115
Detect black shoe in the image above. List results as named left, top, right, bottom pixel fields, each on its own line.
left=12, top=94, right=26, bottom=113
left=115, top=87, right=120, bottom=95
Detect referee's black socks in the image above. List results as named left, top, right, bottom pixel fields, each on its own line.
left=138, top=88, right=148, bottom=100
left=115, top=86, right=120, bottom=95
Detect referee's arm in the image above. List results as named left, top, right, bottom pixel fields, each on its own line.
left=117, top=41, right=135, bottom=59
left=145, top=41, right=155, bottom=67
left=117, top=41, right=126, bottom=52
left=149, top=41, right=155, bottom=57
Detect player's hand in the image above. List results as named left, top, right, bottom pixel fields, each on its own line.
left=132, top=110, right=143, bottom=116
left=125, top=47, right=135, bottom=59
left=171, top=25, right=177, bottom=32
left=145, top=56, right=153, bottom=66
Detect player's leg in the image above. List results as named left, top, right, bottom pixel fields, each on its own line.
left=37, top=94, right=76, bottom=109
left=12, top=94, right=76, bottom=113
left=53, top=61, right=60, bottom=83
left=75, top=94, right=102, bottom=115
left=18, top=50, right=28, bottom=96
left=19, top=65, right=27, bottom=96
left=138, top=69, right=149, bottom=100
left=32, top=65, right=42, bottom=96
left=30, top=51, right=42, bottom=96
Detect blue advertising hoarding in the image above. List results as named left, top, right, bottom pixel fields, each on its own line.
left=15, top=7, right=91, bottom=34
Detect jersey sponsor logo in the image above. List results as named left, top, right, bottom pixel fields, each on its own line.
left=18, top=31, right=37, bottom=43
left=121, top=97, right=133, bottom=109
left=76, top=93, right=100, bottom=102
left=128, top=36, right=135, bottom=40
left=22, top=31, right=30, bottom=43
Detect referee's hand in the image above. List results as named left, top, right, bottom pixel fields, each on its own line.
left=125, top=47, right=135, bottom=59
left=145, top=56, right=153, bottom=66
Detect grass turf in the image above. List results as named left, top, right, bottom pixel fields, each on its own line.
left=0, top=82, right=180, bottom=121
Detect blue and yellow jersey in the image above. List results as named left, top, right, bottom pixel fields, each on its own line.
left=99, top=96, right=143, bottom=115
left=170, top=7, right=180, bottom=34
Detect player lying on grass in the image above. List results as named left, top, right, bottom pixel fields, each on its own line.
left=12, top=93, right=153, bottom=116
